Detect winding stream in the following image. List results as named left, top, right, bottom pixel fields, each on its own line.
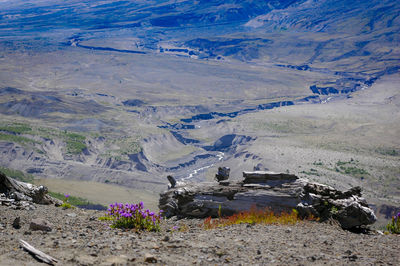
left=181, top=152, right=224, bottom=181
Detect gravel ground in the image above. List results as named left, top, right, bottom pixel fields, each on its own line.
left=0, top=204, right=399, bottom=265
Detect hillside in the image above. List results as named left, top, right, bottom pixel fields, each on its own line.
left=0, top=0, right=399, bottom=226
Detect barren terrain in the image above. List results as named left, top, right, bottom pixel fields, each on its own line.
left=0, top=0, right=399, bottom=228
left=0, top=204, right=399, bottom=265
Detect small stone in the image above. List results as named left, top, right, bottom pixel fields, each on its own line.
left=12, top=217, right=21, bottom=229
left=67, top=213, right=77, bottom=218
left=348, top=254, right=358, bottom=261
left=285, top=228, right=292, bottom=233
left=257, top=250, right=261, bottom=255
left=76, top=255, right=96, bottom=265
left=162, top=235, right=170, bottom=242
left=103, top=255, right=128, bottom=265
left=144, top=253, right=157, bottom=263
left=30, top=218, right=53, bottom=232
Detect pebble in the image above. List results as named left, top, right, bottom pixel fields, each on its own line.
left=144, top=253, right=157, bottom=263
left=12, top=217, right=21, bottom=229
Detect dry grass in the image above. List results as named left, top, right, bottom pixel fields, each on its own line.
left=203, top=207, right=315, bottom=229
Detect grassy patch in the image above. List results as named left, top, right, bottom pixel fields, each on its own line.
left=48, top=191, right=95, bottom=206
left=300, top=168, right=321, bottom=176
left=101, top=136, right=141, bottom=159
left=0, top=166, right=34, bottom=183
left=62, top=131, right=87, bottom=154
left=376, top=148, right=399, bottom=157
left=0, top=132, right=37, bottom=144
left=332, top=159, right=369, bottom=179
left=0, top=123, right=32, bottom=134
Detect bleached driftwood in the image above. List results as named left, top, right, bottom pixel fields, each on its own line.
left=19, top=239, right=58, bottom=265
left=159, top=171, right=377, bottom=229
left=0, top=171, right=57, bottom=204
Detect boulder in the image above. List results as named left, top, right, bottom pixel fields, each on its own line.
left=30, top=218, right=53, bottom=232
left=159, top=170, right=376, bottom=229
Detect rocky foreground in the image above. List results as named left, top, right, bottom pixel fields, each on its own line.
left=0, top=204, right=399, bottom=265
left=1, top=172, right=399, bottom=265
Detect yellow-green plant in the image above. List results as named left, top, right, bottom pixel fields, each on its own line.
left=386, top=212, right=400, bottom=234
left=60, top=193, right=73, bottom=209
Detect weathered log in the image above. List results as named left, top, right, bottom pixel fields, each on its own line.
left=20, top=239, right=58, bottom=265
left=159, top=171, right=377, bottom=229
left=167, top=175, right=177, bottom=188
left=0, top=171, right=56, bottom=205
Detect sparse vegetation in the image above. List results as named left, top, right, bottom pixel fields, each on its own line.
left=300, top=168, right=321, bottom=176
left=332, top=159, right=369, bottom=179
left=0, top=166, right=34, bottom=183
left=48, top=191, right=94, bottom=207
left=386, top=212, right=400, bottom=234
left=0, top=132, right=37, bottom=145
left=0, top=124, right=32, bottom=134
left=63, top=131, right=87, bottom=154
left=203, top=207, right=312, bottom=229
left=376, top=148, right=399, bottom=157
left=101, top=136, right=141, bottom=159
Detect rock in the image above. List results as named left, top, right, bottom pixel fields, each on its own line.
left=216, top=167, right=230, bottom=182
left=101, top=255, right=129, bottom=265
left=30, top=218, right=53, bottom=232
left=12, top=217, right=21, bottom=229
left=67, top=213, right=77, bottom=218
left=144, top=253, right=157, bottom=263
left=76, top=254, right=97, bottom=265
left=159, top=170, right=376, bottom=229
